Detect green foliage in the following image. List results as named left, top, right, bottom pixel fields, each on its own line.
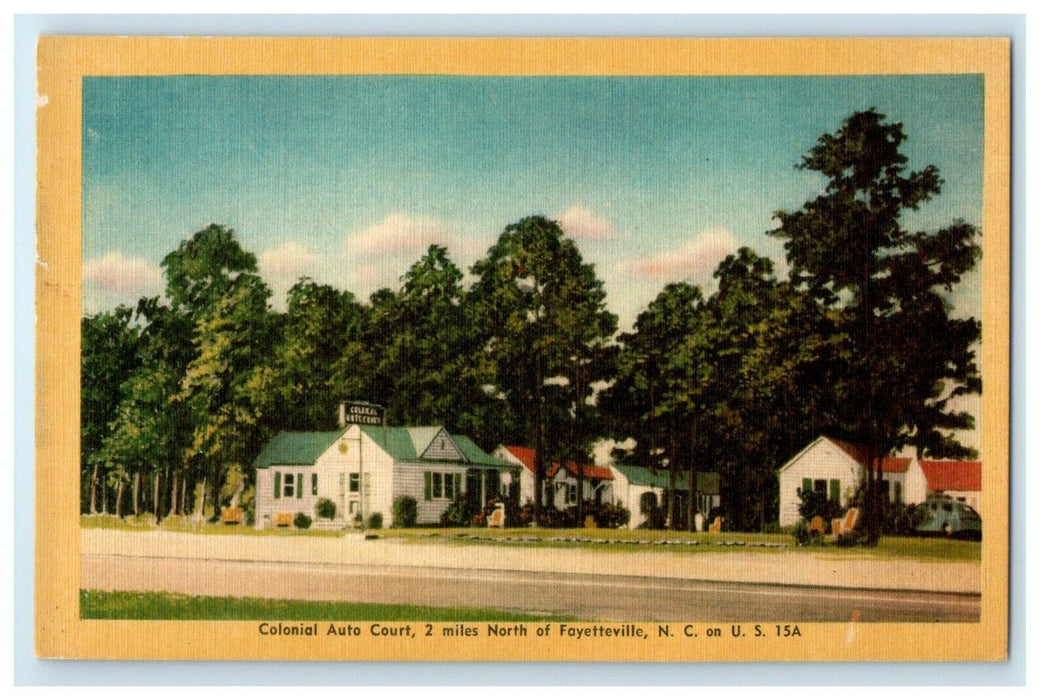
left=293, top=512, right=312, bottom=529
left=581, top=500, right=630, bottom=529
left=772, top=110, right=981, bottom=542
left=366, top=512, right=383, bottom=530
left=796, top=488, right=843, bottom=522
left=792, top=519, right=811, bottom=546
left=469, top=216, right=617, bottom=515
left=241, top=484, right=256, bottom=526
left=315, top=498, right=337, bottom=521
left=392, top=496, right=418, bottom=528
left=80, top=589, right=572, bottom=622
left=440, top=496, right=472, bottom=527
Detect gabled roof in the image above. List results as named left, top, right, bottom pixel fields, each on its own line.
left=824, top=437, right=912, bottom=473
left=254, top=425, right=515, bottom=469
left=252, top=430, right=344, bottom=468
left=920, top=460, right=981, bottom=492
left=453, top=435, right=517, bottom=468
left=500, top=445, right=614, bottom=480
left=612, top=464, right=720, bottom=494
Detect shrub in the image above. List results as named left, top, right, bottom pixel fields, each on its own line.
left=580, top=500, right=630, bottom=528
left=392, top=496, right=418, bottom=528
left=293, top=512, right=312, bottom=529
left=835, top=531, right=859, bottom=547
left=440, top=496, right=472, bottom=527
left=792, top=519, right=811, bottom=546
left=797, top=488, right=843, bottom=523
left=315, top=498, right=337, bottom=521
left=367, top=512, right=383, bottom=530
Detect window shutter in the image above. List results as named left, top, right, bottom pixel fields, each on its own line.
left=453, top=473, right=461, bottom=499
left=424, top=472, right=432, bottom=501
left=296, top=473, right=302, bottom=499
left=830, top=479, right=840, bottom=503
left=312, top=473, right=318, bottom=496
left=274, top=472, right=281, bottom=500
left=802, top=478, right=812, bottom=493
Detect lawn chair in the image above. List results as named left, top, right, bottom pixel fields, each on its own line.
left=831, top=508, right=860, bottom=537
left=486, top=503, right=505, bottom=528
left=221, top=506, right=244, bottom=525
left=274, top=512, right=293, bottom=528
left=708, top=516, right=723, bottom=534
left=808, top=515, right=827, bottom=535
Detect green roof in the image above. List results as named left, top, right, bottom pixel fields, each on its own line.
left=452, top=435, right=516, bottom=468
left=254, top=425, right=514, bottom=469
left=614, top=465, right=720, bottom=494
left=252, top=430, right=343, bottom=468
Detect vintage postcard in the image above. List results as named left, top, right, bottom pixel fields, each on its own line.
left=35, top=36, right=1010, bottom=662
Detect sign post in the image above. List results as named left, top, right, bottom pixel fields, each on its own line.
left=340, top=401, right=385, bottom=533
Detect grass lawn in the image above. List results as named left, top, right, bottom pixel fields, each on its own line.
left=380, top=527, right=980, bottom=562
left=82, top=516, right=979, bottom=562
left=81, top=514, right=347, bottom=537
left=80, top=589, right=572, bottom=621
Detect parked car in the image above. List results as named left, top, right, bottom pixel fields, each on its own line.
left=913, top=497, right=982, bottom=540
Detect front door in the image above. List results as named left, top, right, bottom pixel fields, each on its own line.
left=465, top=470, right=482, bottom=516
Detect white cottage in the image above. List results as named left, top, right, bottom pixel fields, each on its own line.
left=253, top=424, right=518, bottom=528
left=777, top=435, right=982, bottom=527
left=609, top=464, right=720, bottom=529
left=492, top=445, right=614, bottom=511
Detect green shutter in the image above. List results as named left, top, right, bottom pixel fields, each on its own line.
left=453, top=473, right=461, bottom=499
left=296, top=473, right=303, bottom=499
left=274, top=471, right=281, bottom=500
left=424, top=472, right=432, bottom=501
left=312, top=473, right=318, bottom=496
left=830, top=479, right=840, bottom=503
left=802, top=478, right=812, bottom=493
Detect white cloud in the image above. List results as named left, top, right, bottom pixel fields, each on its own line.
left=347, top=213, right=449, bottom=259
left=620, top=227, right=739, bottom=282
left=83, top=251, right=163, bottom=294
left=342, top=213, right=491, bottom=298
left=82, top=251, right=164, bottom=314
left=259, top=241, right=320, bottom=279
left=556, top=206, right=617, bottom=240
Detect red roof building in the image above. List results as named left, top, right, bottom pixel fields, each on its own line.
left=919, top=460, right=982, bottom=492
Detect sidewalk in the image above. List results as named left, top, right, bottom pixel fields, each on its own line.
left=81, top=529, right=981, bottom=595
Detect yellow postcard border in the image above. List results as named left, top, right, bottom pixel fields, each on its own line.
left=35, top=36, right=1011, bottom=662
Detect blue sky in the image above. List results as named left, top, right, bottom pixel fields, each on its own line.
left=82, top=74, right=984, bottom=329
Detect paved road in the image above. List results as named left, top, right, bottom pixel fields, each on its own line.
left=82, top=554, right=979, bottom=622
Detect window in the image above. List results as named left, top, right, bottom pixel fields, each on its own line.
left=829, top=479, right=841, bottom=504
left=424, top=472, right=458, bottom=501
left=311, top=473, right=318, bottom=496
left=283, top=473, right=295, bottom=498
left=813, top=479, right=828, bottom=499
left=349, top=473, right=360, bottom=493
left=567, top=483, right=578, bottom=505
left=893, top=482, right=902, bottom=503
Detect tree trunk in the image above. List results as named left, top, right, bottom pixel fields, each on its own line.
left=194, top=478, right=207, bottom=520
left=89, top=464, right=99, bottom=515
left=181, top=476, right=188, bottom=516
left=687, top=415, right=698, bottom=531
left=115, top=481, right=125, bottom=519
left=154, top=471, right=162, bottom=524
left=667, top=427, right=679, bottom=530
left=170, top=469, right=179, bottom=518
left=132, top=472, right=140, bottom=516
left=211, top=471, right=224, bottom=521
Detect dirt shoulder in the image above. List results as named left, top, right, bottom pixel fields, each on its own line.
left=81, top=529, right=980, bottom=595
